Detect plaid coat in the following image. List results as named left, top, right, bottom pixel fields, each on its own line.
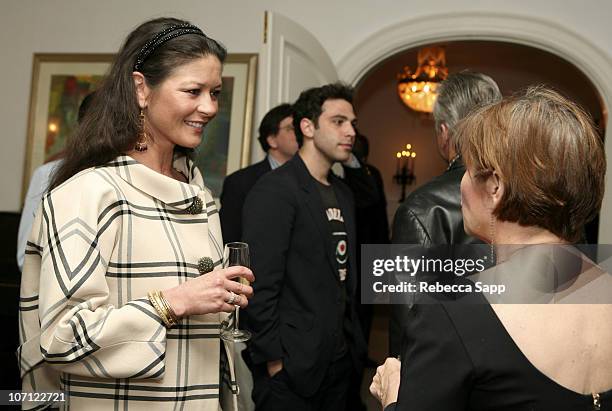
left=18, top=155, right=238, bottom=410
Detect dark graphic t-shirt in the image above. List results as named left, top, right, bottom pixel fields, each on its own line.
left=316, top=180, right=349, bottom=358
left=317, top=182, right=348, bottom=281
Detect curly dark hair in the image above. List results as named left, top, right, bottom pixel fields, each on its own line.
left=292, top=83, right=353, bottom=147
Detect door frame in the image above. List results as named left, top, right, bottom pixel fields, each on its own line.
left=337, top=12, right=612, bottom=242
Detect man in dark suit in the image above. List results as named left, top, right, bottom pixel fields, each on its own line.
left=219, top=103, right=297, bottom=244
left=243, top=83, right=367, bottom=410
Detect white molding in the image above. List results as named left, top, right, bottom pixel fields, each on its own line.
left=337, top=12, right=612, bottom=243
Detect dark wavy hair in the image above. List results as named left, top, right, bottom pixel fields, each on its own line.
left=292, top=83, right=353, bottom=147
left=49, top=17, right=227, bottom=190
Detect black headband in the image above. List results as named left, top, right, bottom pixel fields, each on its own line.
left=134, top=23, right=206, bottom=71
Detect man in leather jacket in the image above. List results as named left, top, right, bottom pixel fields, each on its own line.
left=389, top=72, right=502, bottom=355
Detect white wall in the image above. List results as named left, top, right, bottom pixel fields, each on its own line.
left=2, top=0, right=612, bottom=211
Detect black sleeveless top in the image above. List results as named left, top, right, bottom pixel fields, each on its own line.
left=386, top=298, right=611, bottom=410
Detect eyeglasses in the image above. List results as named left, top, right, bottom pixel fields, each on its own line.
left=279, top=125, right=295, bottom=132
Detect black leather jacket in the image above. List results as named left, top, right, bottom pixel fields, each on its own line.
left=391, top=157, right=477, bottom=246
left=389, top=157, right=483, bottom=356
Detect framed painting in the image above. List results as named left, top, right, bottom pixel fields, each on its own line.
left=193, top=53, right=257, bottom=198
left=22, top=53, right=114, bottom=201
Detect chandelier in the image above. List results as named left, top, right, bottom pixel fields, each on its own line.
left=397, top=46, right=448, bottom=113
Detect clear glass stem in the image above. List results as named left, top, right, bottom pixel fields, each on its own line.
left=231, top=306, right=240, bottom=331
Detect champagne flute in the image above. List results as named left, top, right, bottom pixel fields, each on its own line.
left=220, top=242, right=251, bottom=342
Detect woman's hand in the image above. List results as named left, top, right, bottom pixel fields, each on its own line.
left=162, top=265, right=254, bottom=317
left=370, top=357, right=401, bottom=409
left=267, top=359, right=283, bottom=377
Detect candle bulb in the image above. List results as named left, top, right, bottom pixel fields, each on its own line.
left=396, top=152, right=402, bottom=174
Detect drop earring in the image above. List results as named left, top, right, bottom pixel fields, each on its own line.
left=135, top=109, right=148, bottom=152
left=489, top=214, right=496, bottom=265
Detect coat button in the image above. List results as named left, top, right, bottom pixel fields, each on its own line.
left=197, top=257, right=214, bottom=274
left=188, top=196, right=203, bottom=214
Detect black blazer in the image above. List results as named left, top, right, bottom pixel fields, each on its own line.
left=242, top=154, right=367, bottom=397
left=219, top=159, right=271, bottom=244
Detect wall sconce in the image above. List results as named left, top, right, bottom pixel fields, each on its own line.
left=393, top=144, right=417, bottom=202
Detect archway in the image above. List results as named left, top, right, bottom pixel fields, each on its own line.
left=338, top=12, right=612, bottom=241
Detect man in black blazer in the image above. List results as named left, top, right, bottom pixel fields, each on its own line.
left=243, top=83, right=367, bottom=410
left=219, top=103, right=297, bottom=243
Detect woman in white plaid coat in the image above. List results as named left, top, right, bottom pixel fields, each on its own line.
left=18, top=17, right=253, bottom=410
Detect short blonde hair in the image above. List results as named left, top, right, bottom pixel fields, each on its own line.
left=455, top=87, right=605, bottom=242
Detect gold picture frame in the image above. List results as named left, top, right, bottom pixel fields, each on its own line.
left=22, top=53, right=114, bottom=203
left=192, top=53, right=257, bottom=197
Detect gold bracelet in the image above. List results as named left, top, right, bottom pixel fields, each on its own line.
left=158, top=290, right=180, bottom=324
left=148, top=291, right=174, bottom=328
left=156, top=293, right=175, bottom=327
left=155, top=291, right=178, bottom=327
left=156, top=291, right=177, bottom=327
left=148, top=291, right=171, bottom=327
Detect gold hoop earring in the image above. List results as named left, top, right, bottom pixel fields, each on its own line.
left=135, top=109, right=148, bottom=152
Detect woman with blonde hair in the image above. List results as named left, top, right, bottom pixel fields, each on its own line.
left=371, top=87, right=612, bottom=410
